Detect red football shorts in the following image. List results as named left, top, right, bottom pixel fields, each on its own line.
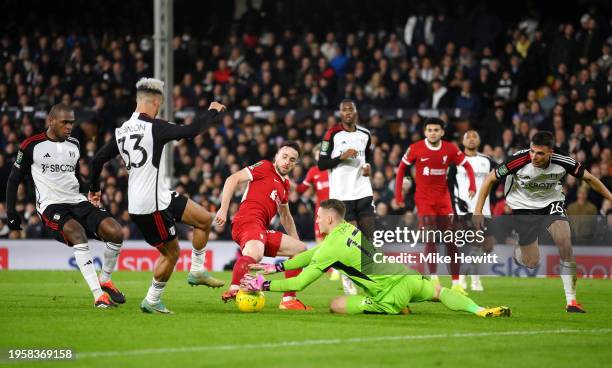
left=416, top=194, right=453, bottom=230
left=231, top=218, right=283, bottom=257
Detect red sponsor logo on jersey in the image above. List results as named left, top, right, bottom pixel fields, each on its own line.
left=118, top=249, right=212, bottom=271
left=547, top=255, right=612, bottom=279
left=0, top=248, right=7, bottom=269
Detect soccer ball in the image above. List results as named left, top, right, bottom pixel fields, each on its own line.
left=236, top=290, right=266, bottom=312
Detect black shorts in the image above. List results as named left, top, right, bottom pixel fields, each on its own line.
left=455, top=214, right=494, bottom=237
left=512, top=201, right=568, bottom=246
left=40, top=201, right=113, bottom=245
left=342, top=196, right=375, bottom=222
left=130, top=192, right=188, bottom=247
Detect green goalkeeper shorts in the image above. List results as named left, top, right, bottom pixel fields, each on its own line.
left=345, top=275, right=435, bottom=315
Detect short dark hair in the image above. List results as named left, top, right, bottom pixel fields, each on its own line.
left=531, top=131, right=554, bottom=148
left=423, top=117, right=445, bottom=130
left=48, top=103, right=74, bottom=119
left=279, top=140, right=301, bottom=157
left=320, top=199, right=346, bottom=218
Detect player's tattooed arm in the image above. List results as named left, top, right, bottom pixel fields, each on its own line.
left=279, top=203, right=299, bottom=239
left=582, top=170, right=612, bottom=202
left=214, top=168, right=251, bottom=227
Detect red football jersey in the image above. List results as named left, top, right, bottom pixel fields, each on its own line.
left=233, top=160, right=290, bottom=227
left=296, top=166, right=330, bottom=205
left=401, top=139, right=466, bottom=199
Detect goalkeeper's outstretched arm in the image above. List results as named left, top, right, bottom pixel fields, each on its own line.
left=268, top=266, right=324, bottom=292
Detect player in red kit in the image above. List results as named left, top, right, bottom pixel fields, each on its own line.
left=295, top=143, right=329, bottom=241
left=215, top=141, right=311, bottom=310
left=394, top=118, right=477, bottom=295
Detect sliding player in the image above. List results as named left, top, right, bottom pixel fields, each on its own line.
left=243, top=199, right=510, bottom=317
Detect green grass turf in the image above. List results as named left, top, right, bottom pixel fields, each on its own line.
left=1, top=271, right=611, bottom=368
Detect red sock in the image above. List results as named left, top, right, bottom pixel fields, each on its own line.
left=231, top=255, right=256, bottom=286
left=425, top=242, right=437, bottom=274
left=283, top=268, right=302, bottom=298
left=446, top=243, right=460, bottom=280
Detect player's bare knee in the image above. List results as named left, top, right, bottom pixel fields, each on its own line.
left=522, top=256, right=540, bottom=269
left=243, top=242, right=264, bottom=261
left=203, top=212, right=212, bottom=229
left=63, top=221, right=87, bottom=244
left=101, top=219, right=123, bottom=244
left=193, top=212, right=212, bottom=231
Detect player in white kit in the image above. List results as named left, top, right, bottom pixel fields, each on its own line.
left=89, top=78, right=226, bottom=314
left=475, top=131, right=612, bottom=313
left=448, top=130, right=496, bottom=291
left=6, top=103, right=125, bottom=308
left=318, top=99, right=374, bottom=295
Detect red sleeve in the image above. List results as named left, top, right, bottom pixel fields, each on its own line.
left=296, top=167, right=314, bottom=194
left=246, top=160, right=270, bottom=181
left=395, top=160, right=408, bottom=203
left=462, top=161, right=477, bottom=192
left=450, top=144, right=467, bottom=166
left=402, top=145, right=416, bottom=165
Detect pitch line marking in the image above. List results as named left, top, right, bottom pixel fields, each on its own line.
left=77, top=328, right=612, bottom=359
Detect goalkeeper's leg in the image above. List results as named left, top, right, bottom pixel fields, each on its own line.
left=426, top=280, right=510, bottom=317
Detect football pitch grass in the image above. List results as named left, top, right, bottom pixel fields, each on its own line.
left=1, top=271, right=611, bottom=367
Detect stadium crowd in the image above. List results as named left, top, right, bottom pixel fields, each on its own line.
left=0, top=1, right=611, bottom=244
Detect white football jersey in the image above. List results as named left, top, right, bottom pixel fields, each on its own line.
left=495, top=150, right=584, bottom=210
left=452, top=153, right=495, bottom=215
left=319, top=124, right=373, bottom=201
left=114, top=113, right=172, bottom=214
left=90, top=110, right=218, bottom=215
left=14, top=133, right=86, bottom=213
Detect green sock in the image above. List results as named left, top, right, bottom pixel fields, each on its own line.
left=439, top=287, right=481, bottom=314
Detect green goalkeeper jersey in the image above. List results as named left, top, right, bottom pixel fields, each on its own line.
left=269, top=221, right=414, bottom=296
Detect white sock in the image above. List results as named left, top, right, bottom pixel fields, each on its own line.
left=190, top=247, right=205, bottom=273
left=73, top=243, right=103, bottom=299
left=145, top=278, right=167, bottom=304
left=560, top=260, right=577, bottom=304
left=99, top=242, right=121, bottom=283
left=282, top=296, right=296, bottom=302
left=452, top=279, right=460, bottom=287
left=471, top=275, right=481, bottom=284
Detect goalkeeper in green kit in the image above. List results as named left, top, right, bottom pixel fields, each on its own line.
left=241, top=199, right=510, bottom=317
